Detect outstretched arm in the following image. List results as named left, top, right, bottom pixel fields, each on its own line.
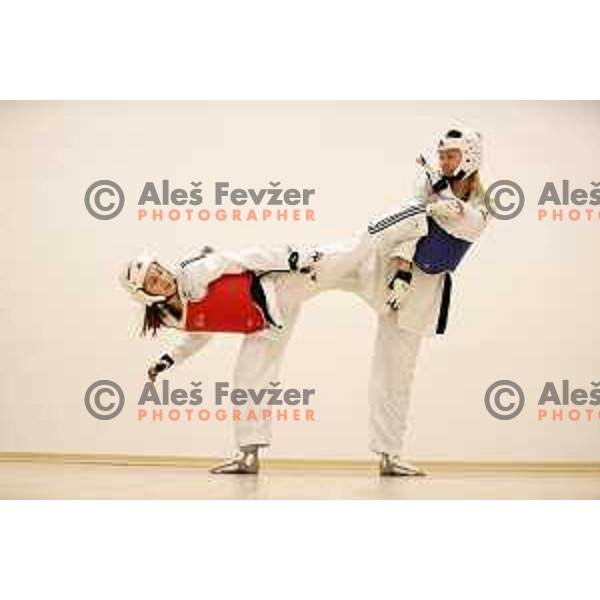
left=427, top=198, right=488, bottom=242
left=147, top=332, right=212, bottom=382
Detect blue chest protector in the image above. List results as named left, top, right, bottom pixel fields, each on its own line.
left=414, top=216, right=472, bottom=275
left=413, top=216, right=473, bottom=335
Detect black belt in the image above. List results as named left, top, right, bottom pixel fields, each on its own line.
left=251, top=273, right=279, bottom=327
left=436, top=272, right=452, bottom=335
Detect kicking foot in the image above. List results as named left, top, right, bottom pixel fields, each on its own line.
left=209, top=446, right=260, bottom=475
left=380, top=454, right=427, bottom=477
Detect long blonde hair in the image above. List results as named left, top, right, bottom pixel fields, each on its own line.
left=453, top=172, right=493, bottom=222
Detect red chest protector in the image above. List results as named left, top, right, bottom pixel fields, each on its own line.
left=184, top=272, right=268, bottom=333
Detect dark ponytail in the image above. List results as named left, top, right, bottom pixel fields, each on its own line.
left=142, top=302, right=183, bottom=337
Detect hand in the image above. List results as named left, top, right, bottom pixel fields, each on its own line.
left=147, top=365, right=158, bottom=383
left=386, top=270, right=412, bottom=311
left=426, top=199, right=464, bottom=220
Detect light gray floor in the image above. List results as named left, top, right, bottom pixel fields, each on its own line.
left=1, top=462, right=599, bottom=499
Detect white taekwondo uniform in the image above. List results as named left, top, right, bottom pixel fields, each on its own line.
left=161, top=169, right=490, bottom=452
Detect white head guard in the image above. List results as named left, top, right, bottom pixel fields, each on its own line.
left=120, top=254, right=166, bottom=305
left=438, top=128, right=482, bottom=179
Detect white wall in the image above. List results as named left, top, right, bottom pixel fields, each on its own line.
left=1, top=101, right=599, bottom=460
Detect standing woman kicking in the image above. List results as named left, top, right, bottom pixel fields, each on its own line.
left=368, top=128, right=491, bottom=476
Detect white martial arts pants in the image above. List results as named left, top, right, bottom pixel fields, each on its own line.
left=367, top=311, right=423, bottom=456
left=231, top=272, right=423, bottom=456
left=232, top=274, right=305, bottom=447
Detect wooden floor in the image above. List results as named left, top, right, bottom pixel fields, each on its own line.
left=1, top=461, right=599, bottom=499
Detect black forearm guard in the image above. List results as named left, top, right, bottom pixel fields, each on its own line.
left=155, top=354, right=174, bottom=373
